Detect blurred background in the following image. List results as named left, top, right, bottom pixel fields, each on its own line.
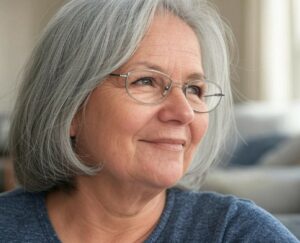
left=214, top=0, right=300, bottom=103
left=0, top=0, right=299, bottom=237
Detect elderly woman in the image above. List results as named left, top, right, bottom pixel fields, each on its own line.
left=0, top=0, right=298, bottom=242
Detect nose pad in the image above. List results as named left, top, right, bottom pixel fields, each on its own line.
left=162, top=85, right=170, bottom=96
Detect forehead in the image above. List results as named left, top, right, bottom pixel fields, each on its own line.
left=143, top=14, right=200, bottom=50
left=120, top=13, right=203, bottom=74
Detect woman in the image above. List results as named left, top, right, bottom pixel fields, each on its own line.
left=1, top=0, right=298, bottom=242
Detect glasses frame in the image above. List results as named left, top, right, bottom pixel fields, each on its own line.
left=110, top=69, right=224, bottom=113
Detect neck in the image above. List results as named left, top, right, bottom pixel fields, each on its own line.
left=46, top=175, right=167, bottom=243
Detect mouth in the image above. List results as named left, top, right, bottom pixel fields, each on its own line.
left=139, top=138, right=186, bottom=152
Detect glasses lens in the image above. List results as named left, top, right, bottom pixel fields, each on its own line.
left=186, top=81, right=223, bottom=113
left=124, top=70, right=223, bottom=113
left=126, top=70, right=170, bottom=104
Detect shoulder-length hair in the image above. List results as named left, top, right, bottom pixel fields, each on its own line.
left=10, top=0, right=234, bottom=191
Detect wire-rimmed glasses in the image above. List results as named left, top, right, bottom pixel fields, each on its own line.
left=110, top=69, right=224, bottom=113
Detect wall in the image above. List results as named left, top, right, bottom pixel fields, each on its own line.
left=0, top=0, right=65, bottom=113
left=210, top=0, right=262, bottom=102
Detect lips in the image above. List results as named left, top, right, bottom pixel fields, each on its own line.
left=139, top=138, right=186, bottom=152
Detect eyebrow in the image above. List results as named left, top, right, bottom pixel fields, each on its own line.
left=127, top=61, right=206, bottom=80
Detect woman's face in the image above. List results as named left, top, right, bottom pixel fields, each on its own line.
left=72, top=14, right=209, bottom=189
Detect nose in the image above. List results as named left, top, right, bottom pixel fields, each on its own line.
left=158, top=86, right=195, bottom=125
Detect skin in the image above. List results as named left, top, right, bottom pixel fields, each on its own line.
left=47, top=13, right=209, bottom=243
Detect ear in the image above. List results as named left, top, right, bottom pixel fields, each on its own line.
left=69, top=114, right=79, bottom=137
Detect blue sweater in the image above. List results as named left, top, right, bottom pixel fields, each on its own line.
left=0, top=188, right=298, bottom=242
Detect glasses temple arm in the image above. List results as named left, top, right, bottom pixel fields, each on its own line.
left=204, top=93, right=225, bottom=98
left=110, top=73, right=128, bottom=78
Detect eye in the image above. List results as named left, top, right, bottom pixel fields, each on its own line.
left=186, top=80, right=208, bottom=99
left=186, top=85, right=204, bottom=98
left=131, top=77, right=155, bottom=87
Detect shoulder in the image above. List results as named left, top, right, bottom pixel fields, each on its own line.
left=0, top=188, right=40, bottom=214
left=156, top=188, right=298, bottom=242
left=170, top=187, right=257, bottom=220
left=0, top=188, right=48, bottom=241
left=168, top=188, right=259, bottom=229
left=0, top=188, right=38, bottom=219
left=0, top=188, right=39, bottom=229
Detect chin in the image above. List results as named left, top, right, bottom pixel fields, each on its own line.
left=141, top=169, right=185, bottom=190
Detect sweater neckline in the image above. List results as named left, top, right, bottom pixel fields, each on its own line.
left=144, top=188, right=176, bottom=242
left=34, top=188, right=176, bottom=243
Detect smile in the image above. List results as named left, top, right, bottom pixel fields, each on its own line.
left=140, top=139, right=186, bottom=152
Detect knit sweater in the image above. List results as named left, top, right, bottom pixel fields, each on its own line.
left=0, top=188, right=298, bottom=242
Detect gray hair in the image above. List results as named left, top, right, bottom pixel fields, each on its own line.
left=10, top=0, right=234, bottom=191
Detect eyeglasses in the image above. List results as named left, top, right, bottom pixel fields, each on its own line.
left=110, top=69, right=224, bottom=113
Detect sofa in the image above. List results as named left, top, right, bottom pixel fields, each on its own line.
left=201, top=101, right=300, bottom=239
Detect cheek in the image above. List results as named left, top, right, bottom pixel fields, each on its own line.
left=75, top=100, right=155, bottom=166
left=192, top=114, right=209, bottom=145
left=184, top=115, right=209, bottom=164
